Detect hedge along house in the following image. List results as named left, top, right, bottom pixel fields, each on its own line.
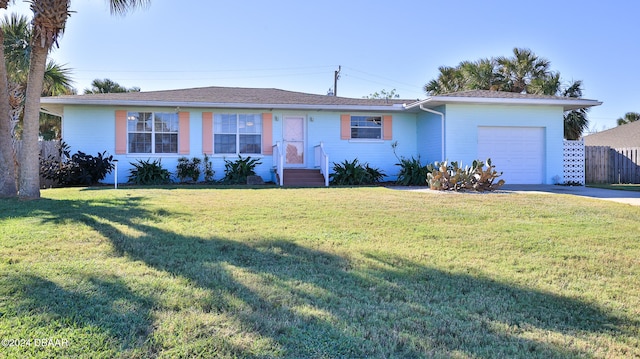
left=40, top=87, right=601, bottom=186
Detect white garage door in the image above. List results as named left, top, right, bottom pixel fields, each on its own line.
left=477, top=126, right=545, bottom=184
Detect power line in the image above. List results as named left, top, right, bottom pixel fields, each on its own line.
left=70, top=65, right=338, bottom=74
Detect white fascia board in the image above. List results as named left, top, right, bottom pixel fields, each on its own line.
left=40, top=106, right=63, bottom=117
left=39, top=98, right=407, bottom=112
left=404, top=96, right=602, bottom=111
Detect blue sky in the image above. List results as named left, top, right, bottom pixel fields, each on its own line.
left=3, top=0, right=638, bottom=131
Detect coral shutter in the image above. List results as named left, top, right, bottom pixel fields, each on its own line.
left=340, top=114, right=350, bottom=140
left=383, top=115, right=393, bottom=140
left=262, top=113, right=273, bottom=155
left=202, top=112, right=213, bottom=155
left=115, top=110, right=127, bottom=154
left=178, top=112, right=190, bottom=155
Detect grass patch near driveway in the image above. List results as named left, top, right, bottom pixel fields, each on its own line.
left=1, top=187, right=639, bottom=358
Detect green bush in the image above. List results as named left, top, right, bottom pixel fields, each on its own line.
left=222, top=155, right=262, bottom=184
left=40, top=141, right=115, bottom=186
left=391, top=141, right=431, bottom=186
left=176, top=157, right=202, bottom=183
left=128, top=159, right=171, bottom=185
left=364, top=163, right=386, bottom=184
left=203, top=154, right=215, bottom=183
left=395, top=156, right=431, bottom=186
left=427, top=159, right=505, bottom=192
left=329, top=158, right=385, bottom=185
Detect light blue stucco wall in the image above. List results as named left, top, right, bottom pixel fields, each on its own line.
left=62, top=106, right=276, bottom=184
left=61, top=103, right=565, bottom=185
left=416, top=106, right=444, bottom=163
left=271, top=111, right=416, bottom=181
left=62, top=106, right=416, bottom=184
left=443, top=104, right=565, bottom=184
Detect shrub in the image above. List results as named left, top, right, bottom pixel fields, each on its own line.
left=392, top=141, right=430, bottom=186
left=365, top=163, right=386, bottom=184
left=222, top=155, right=262, bottom=184
left=427, top=159, right=505, bottom=192
left=128, top=159, right=171, bottom=185
left=176, top=157, right=202, bottom=183
left=395, top=156, right=431, bottom=186
left=203, top=154, right=215, bottom=183
left=40, top=142, right=115, bottom=186
left=329, top=158, right=385, bottom=185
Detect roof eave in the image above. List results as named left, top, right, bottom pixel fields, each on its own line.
left=39, top=98, right=406, bottom=112
left=403, top=96, right=602, bottom=112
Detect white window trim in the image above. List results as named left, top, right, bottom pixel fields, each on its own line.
left=127, top=111, right=180, bottom=155
left=213, top=113, right=263, bottom=155
left=350, top=115, right=383, bottom=140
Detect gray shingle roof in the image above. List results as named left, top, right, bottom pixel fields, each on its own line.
left=437, top=90, right=583, bottom=101
left=40, top=86, right=601, bottom=116
left=45, top=86, right=409, bottom=106
left=583, top=121, right=640, bottom=147
left=404, top=89, right=601, bottom=111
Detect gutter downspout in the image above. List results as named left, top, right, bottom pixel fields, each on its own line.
left=419, top=105, right=446, bottom=161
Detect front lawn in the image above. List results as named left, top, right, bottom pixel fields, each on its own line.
left=1, top=187, right=639, bottom=358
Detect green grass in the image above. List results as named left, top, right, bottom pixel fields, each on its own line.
left=1, top=187, right=639, bottom=358
left=588, top=183, right=640, bottom=192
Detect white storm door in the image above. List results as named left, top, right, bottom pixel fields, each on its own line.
left=283, top=116, right=305, bottom=167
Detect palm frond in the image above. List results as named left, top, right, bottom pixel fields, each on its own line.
left=109, top=0, right=150, bottom=15
left=43, top=60, right=74, bottom=95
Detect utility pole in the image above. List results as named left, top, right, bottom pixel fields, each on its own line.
left=333, top=65, right=341, bottom=96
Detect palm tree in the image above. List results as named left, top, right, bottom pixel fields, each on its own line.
left=616, top=112, right=640, bottom=126
left=2, top=13, right=74, bottom=95
left=1, top=14, right=73, bottom=142
left=18, top=0, right=149, bottom=199
left=527, top=72, right=561, bottom=96
left=562, top=80, right=589, bottom=140
left=84, top=78, right=140, bottom=94
left=497, top=48, right=551, bottom=94
left=459, top=58, right=503, bottom=91
left=423, top=48, right=593, bottom=140
left=424, top=66, right=466, bottom=95
left=0, top=0, right=18, bottom=197
left=18, top=0, right=71, bottom=199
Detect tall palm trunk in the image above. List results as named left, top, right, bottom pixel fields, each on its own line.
left=18, top=42, right=48, bottom=199
left=18, top=0, right=70, bottom=199
left=0, top=0, right=18, bottom=197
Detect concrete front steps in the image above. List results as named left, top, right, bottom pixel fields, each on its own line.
left=282, top=169, right=327, bottom=187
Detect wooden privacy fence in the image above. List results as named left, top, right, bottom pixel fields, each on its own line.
left=585, top=146, right=640, bottom=184
left=14, top=140, right=61, bottom=188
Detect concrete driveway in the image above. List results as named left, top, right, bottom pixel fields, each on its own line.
left=389, top=184, right=640, bottom=206
left=500, top=184, right=640, bottom=206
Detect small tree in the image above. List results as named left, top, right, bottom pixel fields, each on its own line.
left=364, top=88, right=400, bottom=100
left=176, top=156, right=202, bottom=183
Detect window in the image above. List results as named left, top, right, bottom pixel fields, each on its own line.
left=351, top=115, right=382, bottom=139
left=127, top=112, right=179, bottom=154
left=214, top=114, right=262, bottom=154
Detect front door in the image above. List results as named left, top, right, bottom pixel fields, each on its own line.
left=283, top=116, right=305, bottom=167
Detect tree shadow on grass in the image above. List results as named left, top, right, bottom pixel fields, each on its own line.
left=2, top=195, right=639, bottom=357
left=0, top=272, right=154, bottom=357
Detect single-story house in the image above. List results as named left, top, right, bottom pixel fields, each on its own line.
left=583, top=120, right=640, bottom=147
left=40, top=87, right=601, bottom=185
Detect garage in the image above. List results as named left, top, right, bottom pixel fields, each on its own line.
left=477, top=126, right=545, bottom=184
